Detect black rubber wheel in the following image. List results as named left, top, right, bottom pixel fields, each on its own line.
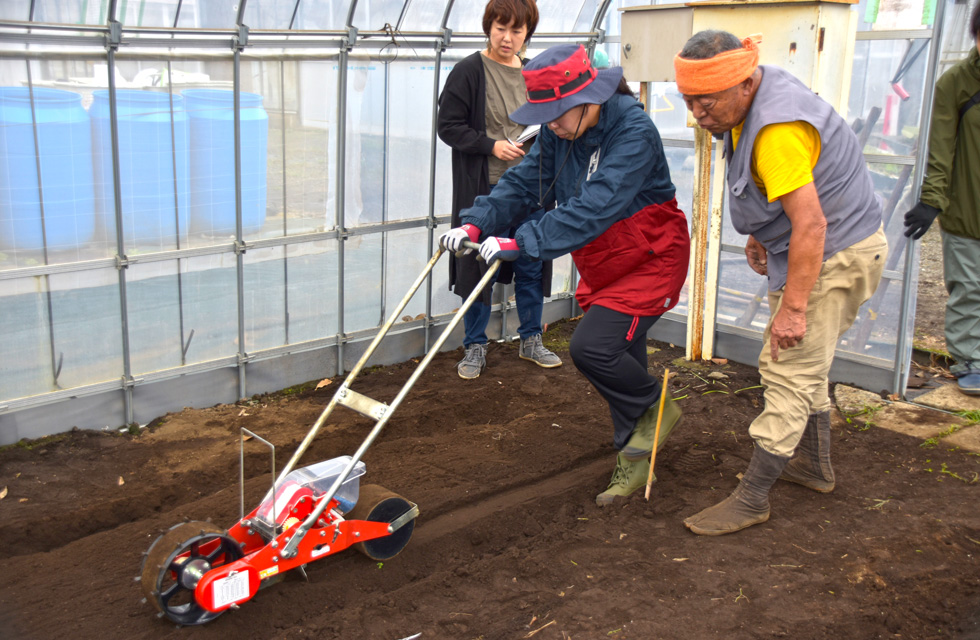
left=140, top=521, right=244, bottom=626
left=348, top=484, right=416, bottom=561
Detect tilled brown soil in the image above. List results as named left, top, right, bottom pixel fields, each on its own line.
left=1, top=319, right=979, bottom=639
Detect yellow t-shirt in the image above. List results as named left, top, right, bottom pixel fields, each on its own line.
left=732, top=120, right=822, bottom=202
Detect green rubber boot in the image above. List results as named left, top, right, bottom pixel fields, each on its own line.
left=596, top=453, right=651, bottom=507
left=622, top=393, right=682, bottom=460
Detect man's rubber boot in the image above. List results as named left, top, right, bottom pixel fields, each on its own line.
left=779, top=411, right=835, bottom=492
left=622, top=392, right=682, bottom=460
left=596, top=453, right=651, bottom=507
left=683, top=445, right=790, bottom=536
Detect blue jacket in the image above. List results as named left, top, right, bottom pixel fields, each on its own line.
left=461, top=93, right=677, bottom=259
left=460, top=92, right=689, bottom=316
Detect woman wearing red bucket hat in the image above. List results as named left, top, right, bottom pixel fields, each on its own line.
left=441, top=43, right=691, bottom=506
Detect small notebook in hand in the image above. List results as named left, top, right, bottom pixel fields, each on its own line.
left=515, top=124, right=541, bottom=144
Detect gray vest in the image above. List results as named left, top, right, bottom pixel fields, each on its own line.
left=726, top=65, right=881, bottom=291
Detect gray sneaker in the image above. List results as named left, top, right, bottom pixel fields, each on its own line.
left=457, top=343, right=487, bottom=380
left=519, top=334, right=562, bottom=368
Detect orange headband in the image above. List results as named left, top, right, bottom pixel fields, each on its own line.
left=673, top=35, right=761, bottom=96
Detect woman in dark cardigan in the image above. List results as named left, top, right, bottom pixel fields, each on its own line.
left=436, top=0, right=560, bottom=380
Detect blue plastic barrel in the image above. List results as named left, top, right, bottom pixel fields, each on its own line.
left=181, top=89, right=268, bottom=237
left=0, top=87, right=95, bottom=252
left=91, top=89, right=190, bottom=249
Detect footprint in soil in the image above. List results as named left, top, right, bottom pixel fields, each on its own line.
left=667, top=447, right=743, bottom=487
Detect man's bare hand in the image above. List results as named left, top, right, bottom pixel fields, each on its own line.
left=745, top=235, right=768, bottom=276
left=769, top=306, right=807, bottom=361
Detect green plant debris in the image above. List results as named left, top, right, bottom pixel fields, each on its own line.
left=939, top=463, right=979, bottom=484
left=671, top=357, right=708, bottom=372
left=956, top=410, right=980, bottom=424
left=843, top=403, right=883, bottom=431
left=920, top=424, right=964, bottom=448
left=865, top=497, right=891, bottom=510
left=734, top=385, right=764, bottom=394
left=0, top=432, right=70, bottom=453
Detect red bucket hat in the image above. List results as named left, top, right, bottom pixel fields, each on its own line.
left=510, top=44, right=624, bottom=125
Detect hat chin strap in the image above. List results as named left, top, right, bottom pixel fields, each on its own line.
left=538, top=105, right=588, bottom=207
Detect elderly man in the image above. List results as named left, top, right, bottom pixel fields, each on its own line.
left=674, top=30, right=888, bottom=535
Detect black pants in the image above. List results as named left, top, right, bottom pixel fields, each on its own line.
left=569, top=305, right=664, bottom=450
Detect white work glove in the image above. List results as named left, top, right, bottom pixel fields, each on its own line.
left=439, top=223, right=481, bottom=256
left=478, top=236, right=521, bottom=264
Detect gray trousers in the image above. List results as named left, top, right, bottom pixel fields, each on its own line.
left=942, top=231, right=980, bottom=366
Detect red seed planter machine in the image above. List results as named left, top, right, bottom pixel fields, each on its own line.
left=139, top=242, right=497, bottom=625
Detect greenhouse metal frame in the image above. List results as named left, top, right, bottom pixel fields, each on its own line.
left=0, top=0, right=970, bottom=445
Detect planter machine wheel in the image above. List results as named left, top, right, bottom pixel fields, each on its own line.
left=349, top=484, right=417, bottom=561
left=140, top=521, right=244, bottom=626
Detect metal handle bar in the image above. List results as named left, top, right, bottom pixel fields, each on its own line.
left=279, top=243, right=500, bottom=558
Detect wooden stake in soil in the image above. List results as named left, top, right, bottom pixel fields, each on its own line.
left=644, top=368, right=670, bottom=501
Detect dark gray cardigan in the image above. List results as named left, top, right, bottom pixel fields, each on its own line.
left=437, top=51, right=552, bottom=302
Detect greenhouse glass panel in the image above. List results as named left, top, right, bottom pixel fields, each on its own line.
left=715, top=163, right=912, bottom=368
left=291, top=0, right=350, bottom=30
left=536, top=0, right=593, bottom=33
left=296, top=59, right=339, bottom=233
left=0, top=1, right=31, bottom=21
left=244, top=245, right=287, bottom=352
left=285, top=240, right=339, bottom=344
left=116, top=0, right=181, bottom=28
left=430, top=221, right=458, bottom=317
left=0, top=62, right=108, bottom=268
left=855, top=0, right=935, bottom=32
left=601, top=0, right=658, bottom=38
left=593, top=41, right=625, bottom=73
left=240, top=57, right=290, bottom=241
left=387, top=59, right=437, bottom=222
left=127, top=261, right=185, bottom=375
left=446, top=1, right=486, bottom=34
left=171, top=61, right=269, bottom=248
left=431, top=51, right=456, bottom=222
left=344, top=57, right=385, bottom=228
left=48, top=268, right=123, bottom=390
left=263, top=59, right=333, bottom=236
left=175, top=2, right=238, bottom=30
left=662, top=144, right=695, bottom=227
left=179, top=254, right=238, bottom=365
left=648, top=82, right=692, bottom=141
left=344, top=233, right=383, bottom=331
left=352, top=0, right=406, bottom=31
left=400, top=0, right=450, bottom=31
left=33, top=0, right=106, bottom=25
left=243, top=1, right=298, bottom=31
left=714, top=252, right=773, bottom=333
left=938, top=0, right=980, bottom=74
left=1, top=276, right=56, bottom=401
left=89, top=85, right=190, bottom=255
left=383, top=227, right=435, bottom=321
left=848, top=38, right=930, bottom=158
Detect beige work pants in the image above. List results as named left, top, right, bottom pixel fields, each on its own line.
left=751, top=228, right=888, bottom=456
